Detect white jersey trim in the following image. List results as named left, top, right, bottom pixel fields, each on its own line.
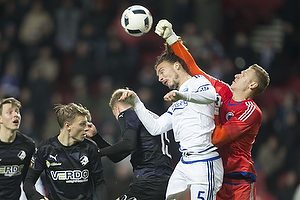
left=238, top=101, right=255, bottom=122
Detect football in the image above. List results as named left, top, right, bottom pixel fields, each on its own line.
left=121, top=5, right=153, bottom=37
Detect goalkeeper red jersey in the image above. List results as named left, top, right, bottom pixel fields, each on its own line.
left=171, top=41, right=262, bottom=183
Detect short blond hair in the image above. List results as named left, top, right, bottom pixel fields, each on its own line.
left=109, top=88, right=132, bottom=108
left=249, top=64, right=270, bottom=97
left=54, top=103, right=90, bottom=128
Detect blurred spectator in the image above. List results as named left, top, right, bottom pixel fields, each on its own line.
left=0, top=60, right=20, bottom=97
left=95, top=26, right=138, bottom=88
left=71, top=75, right=92, bottom=109
left=54, top=0, right=81, bottom=53
left=180, top=22, right=203, bottom=62
left=194, top=0, right=223, bottom=34
left=228, top=31, right=255, bottom=70
left=72, top=40, right=95, bottom=82
left=28, top=45, right=59, bottom=83
left=18, top=0, right=54, bottom=46
left=256, top=135, right=287, bottom=195
left=277, top=170, right=298, bottom=200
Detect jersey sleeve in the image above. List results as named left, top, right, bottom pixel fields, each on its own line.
left=171, top=41, right=204, bottom=76
left=30, top=144, right=47, bottom=172
left=134, top=96, right=173, bottom=136
left=22, top=137, right=36, bottom=182
left=214, top=102, right=262, bottom=147
left=171, top=41, right=230, bottom=95
left=87, top=142, right=105, bottom=176
left=100, top=129, right=136, bottom=159
left=23, top=168, right=44, bottom=200
left=177, top=75, right=216, bottom=104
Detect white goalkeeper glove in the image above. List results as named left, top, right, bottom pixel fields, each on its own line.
left=214, top=94, right=222, bottom=115
left=155, top=19, right=178, bottom=45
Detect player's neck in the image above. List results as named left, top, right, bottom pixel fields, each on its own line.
left=179, top=73, right=191, bottom=88
left=0, top=128, right=17, bottom=143
left=58, top=131, right=76, bottom=146
left=232, top=90, right=251, bottom=102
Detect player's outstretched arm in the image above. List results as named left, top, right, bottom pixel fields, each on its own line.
left=212, top=124, right=232, bottom=147
left=99, top=129, right=137, bottom=163
left=119, top=89, right=172, bottom=136
left=155, top=19, right=204, bottom=76
left=23, top=169, right=45, bottom=200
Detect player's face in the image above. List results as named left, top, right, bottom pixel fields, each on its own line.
left=231, top=68, right=256, bottom=91
left=0, top=103, right=21, bottom=131
left=69, top=115, right=88, bottom=142
left=156, top=61, right=180, bottom=90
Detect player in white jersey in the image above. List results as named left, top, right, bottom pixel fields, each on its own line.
left=119, top=42, right=223, bottom=199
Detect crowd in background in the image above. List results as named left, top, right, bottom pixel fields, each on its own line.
left=0, top=0, right=300, bottom=199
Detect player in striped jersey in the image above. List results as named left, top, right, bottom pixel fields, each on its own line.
left=118, top=41, right=224, bottom=198
left=23, top=103, right=107, bottom=200
left=155, top=19, right=270, bottom=200
left=0, top=97, right=35, bottom=200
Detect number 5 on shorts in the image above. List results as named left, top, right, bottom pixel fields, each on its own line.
left=197, top=191, right=205, bottom=200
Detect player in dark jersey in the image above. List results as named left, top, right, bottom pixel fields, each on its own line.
left=0, top=97, right=35, bottom=200
left=86, top=88, right=173, bottom=200
left=23, top=103, right=107, bottom=200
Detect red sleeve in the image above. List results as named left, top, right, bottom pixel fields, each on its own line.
left=171, top=41, right=204, bottom=76
left=171, top=41, right=228, bottom=94
left=212, top=115, right=232, bottom=147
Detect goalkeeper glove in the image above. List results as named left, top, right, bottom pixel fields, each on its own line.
left=155, top=19, right=178, bottom=45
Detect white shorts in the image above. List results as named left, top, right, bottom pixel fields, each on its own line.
left=166, top=155, right=223, bottom=200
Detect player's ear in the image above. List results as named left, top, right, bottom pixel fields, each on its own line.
left=64, top=121, right=71, bottom=131
left=174, top=62, right=180, bottom=70
left=249, top=82, right=258, bottom=90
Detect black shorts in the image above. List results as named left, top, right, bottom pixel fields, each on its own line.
left=119, top=175, right=170, bottom=200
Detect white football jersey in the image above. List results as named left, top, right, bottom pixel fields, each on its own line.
left=134, top=75, right=217, bottom=160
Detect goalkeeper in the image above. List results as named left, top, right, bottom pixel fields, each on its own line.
left=155, top=19, right=270, bottom=200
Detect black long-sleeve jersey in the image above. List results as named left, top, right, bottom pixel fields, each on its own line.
left=93, top=107, right=173, bottom=179
left=0, top=132, right=35, bottom=200
left=24, top=135, right=107, bottom=200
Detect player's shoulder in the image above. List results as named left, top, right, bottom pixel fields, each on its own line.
left=36, top=135, right=58, bottom=150
left=192, top=74, right=210, bottom=83
left=83, top=137, right=99, bottom=149
left=121, top=107, right=140, bottom=129
left=238, top=99, right=262, bottom=121
left=17, top=132, right=35, bottom=145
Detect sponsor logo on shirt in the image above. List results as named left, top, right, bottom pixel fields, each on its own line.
left=46, top=160, right=62, bottom=168
left=171, top=100, right=188, bottom=112
left=46, top=154, right=62, bottom=168
left=50, top=169, right=89, bottom=183
left=0, top=164, right=24, bottom=177
left=197, top=84, right=210, bottom=92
